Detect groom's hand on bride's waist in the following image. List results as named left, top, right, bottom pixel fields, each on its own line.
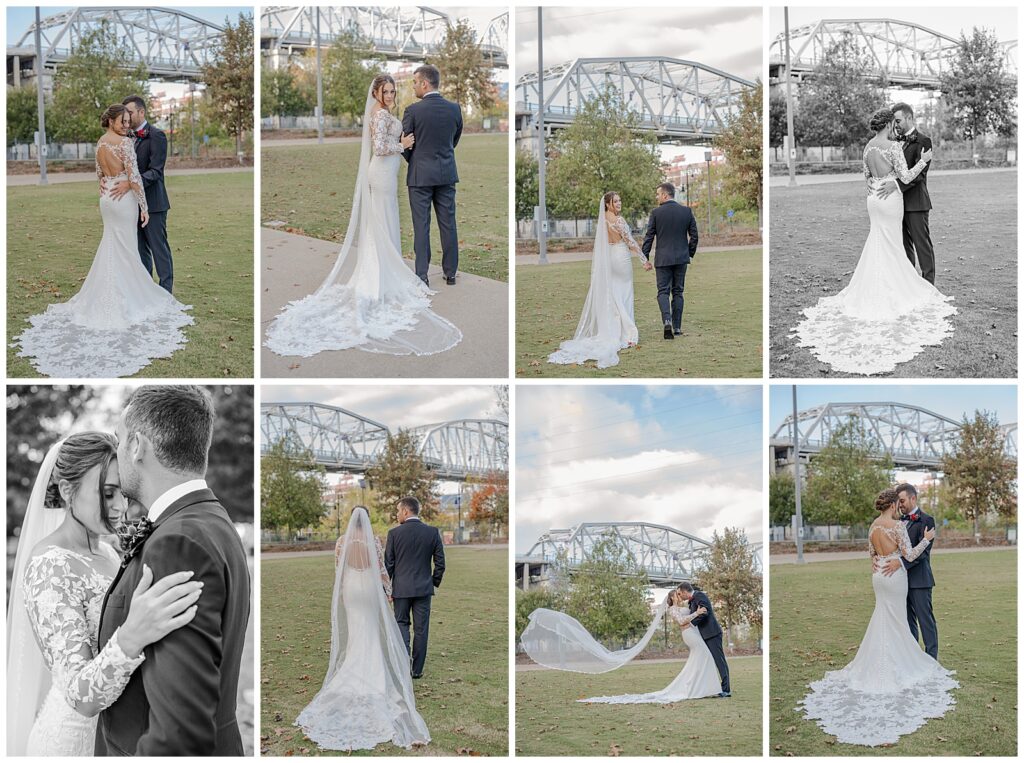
left=109, top=179, right=133, bottom=201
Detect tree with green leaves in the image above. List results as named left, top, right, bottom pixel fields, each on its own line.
left=942, top=410, right=1017, bottom=541
left=322, top=31, right=387, bottom=123
left=693, top=527, right=762, bottom=640
left=515, top=148, right=539, bottom=223
left=427, top=19, right=497, bottom=114
left=260, top=440, right=327, bottom=536
left=546, top=86, right=663, bottom=222
left=48, top=23, right=149, bottom=144
left=768, top=89, right=788, bottom=150
left=794, top=33, right=886, bottom=150
left=261, top=63, right=314, bottom=120
left=804, top=417, right=894, bottom=529
left=563, top=535, right=651, bottom=645
left=714, top=81, right=763, bottom=227
left=940, top=27, right=1017, bottom=164
left=6, top=86, right=39, bottom=146
left=365, top=430, right=439, bottom=522
left=769, top=472, right=797, bottom=527
left=203, top=14, right=255, bottom=158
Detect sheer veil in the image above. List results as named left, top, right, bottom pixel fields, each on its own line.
left=7, top=440, right=66, bottom=755
left=520, top=601, right=668, bottom=674
left=547, top=198, right=622, bottom=368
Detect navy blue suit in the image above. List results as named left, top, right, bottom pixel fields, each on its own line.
left=642, top=200, right=699, bottom=330
left=902, top=509, right=938, bottom=658
left=896, top=129, right=935, bottom=283
left=134, top=123, right=174, bottom=292
left=688, top=589, right=730, bottom=693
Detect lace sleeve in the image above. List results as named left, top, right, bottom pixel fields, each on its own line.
left=335, top=536, right=344, bottom=568
left=375, top=536, right=392, bottom=596
left=897, top=522, right=931, bottom=562
left=119, top=138, right=148, bottom=214
left=612, top=218, right=642, bottom=257
left=371, top=110, right=403, bottom=156
left=96, top=147, right=103, bottom=180
left=668, top=606, right=699, bottom=626
left=862, top=148, right=871, bottom=180
left=23, top=552, right=144, bottom=715
left=887, top=142, right=926, bottom=185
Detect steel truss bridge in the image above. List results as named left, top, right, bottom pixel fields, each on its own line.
left=516, top=522, right=762, bottom=590
left=769, top=18, right=1017, bottom=90
left=516, top=57, right=755, bottom=143
left=261, top=6, right=508, bottom=69
left=770, top=402, right=1018, bottom=472
left=260, top=403, right=508, bottom=481
left=8, top=7, right=227, bottom=87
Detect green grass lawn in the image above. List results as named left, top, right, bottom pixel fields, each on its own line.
left=515, top=655, right=762, bottom=756
left=261, top=135, right=508, bottom=282
left=515, top=248, right=762, bottom=377
left=7, top=172, right=254, bottom=378
left=260, top=546, right=508, bottom=756
left=769, top=550, right=1017, bottom=756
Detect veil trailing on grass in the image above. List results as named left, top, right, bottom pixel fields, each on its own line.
left=520, top=602, right=667, bottom=674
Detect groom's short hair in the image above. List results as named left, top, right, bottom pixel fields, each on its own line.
left=122, top=95, right=146, bottom=113
left=124, top=385, right=215, bottom=475
left=414, top=64, right=440, bottom=89
left=896, top=482, right=918, bottom=499
left=657, top=182, right=675, bottom=199
left=677, top=581, right=694, bottom=593
left=398, top=496, right=421, bottom=515
left=892, top=101, right=913, bottom=119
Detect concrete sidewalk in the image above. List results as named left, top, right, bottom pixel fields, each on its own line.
left=516, top=244, right=759, bottom=265
left=770, top=544, right=1015, bottom=565
left=261, top=131, right=498, bottom=149
left=770, top=165, right=1016, bottom=187
left=7, top=165, right=254, bottom=185
left=260, top=228, right=508, bottom=378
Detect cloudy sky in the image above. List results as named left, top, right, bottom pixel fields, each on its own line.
left=516, top=385, right=762, bottom=553
left=768, top=7, right=1018, bottom=40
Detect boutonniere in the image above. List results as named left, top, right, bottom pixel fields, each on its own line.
left=117, top=517, right=154, bottom=567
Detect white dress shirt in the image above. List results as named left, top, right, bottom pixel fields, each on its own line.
left=147, top=479, right=209, bottom=522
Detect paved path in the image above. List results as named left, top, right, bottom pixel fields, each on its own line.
left=770, top=165, right=1016, bottom=188
left=263, top=543, right=508, bottom=560
left=261, top=131, right=499, bottom=149
left=770, top=544, right=1015, bottom=565
left=516, top=653, right=760, bottom=671
left=260, top=228, right=508, bottom=378
left=516, top=244, right=759, bottom=265
left=7, top=166, right=254, bottom=185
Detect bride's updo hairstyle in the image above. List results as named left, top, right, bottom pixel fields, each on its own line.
left=44, top=432, right=119, bottom=533
left=101, top=103, right=128, bottom=129
left=874, top=487, right=900, bottom=513
left=869, top=107, right=894, bottom=133
left=371, top=73, right=397, bottom=107
left=603, top=191, right=619, bottom=211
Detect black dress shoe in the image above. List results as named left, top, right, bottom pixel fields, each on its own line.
left=445, top=275, right=456, bottom=285
left=412, top=673, right=423, bottom=680
left=718, top=691, right=731, bottom=698
left=664, top=322, right=674, bottom=340
left=673, top=328, right=682, bottom=336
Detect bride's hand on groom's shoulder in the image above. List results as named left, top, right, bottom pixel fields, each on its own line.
left=921, top=147, right=933, bottom=164
left=119, top=565, right=204, bottom=657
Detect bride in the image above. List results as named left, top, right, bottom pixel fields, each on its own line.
left=7, top=433, right=203, bottom=756
left=799, top=487, right=958, bottom=746
left=521, top=592, right=720, bottom=702
left=295, top=506, right=429, bottom=751
left=793, top=107, right=956, bottom=375
left=265, top=73, right=462, bottom=357
left=548, top=192, right=646, bottom=369
left=13, top=104, right=193, bottom=378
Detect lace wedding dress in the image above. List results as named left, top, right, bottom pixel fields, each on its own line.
left=13, top=137, right=193, bottom=377
left=295, top=508, right=429, bottom=751
left=548, top=201, right=642, bottom=368
left=18, top=545, right=144, bottom=755
left=581, top=606, right=722, bottom=703
left=265, top=89, right=461, bottom=357
left=792, top=141, right=956, bottom=375
left=799, top=523, right=958, bottom=746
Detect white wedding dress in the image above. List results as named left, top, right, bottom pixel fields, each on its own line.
left=581, top=606, right=722, bottom=703
left=13, top=137, right=193, bottom=378
left=295, top=508, right=429, bottom=751
left=265, top=89, right=461, bottom=357
left=792, top=141, right=956, bottom=374
left=799, top=523, right=958, bottom=746
left=548, top=201, right=641, bottom=369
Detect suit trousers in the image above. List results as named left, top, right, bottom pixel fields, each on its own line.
left=393, top=596, right=432, bottom=676
left=655, top=263, right=688, bottom=329
left=408, top=184, right=458, bottom=281
left=703, top=633, right=730, bottom=693
left=907, top=586, right=938, bottom=659
left=138, top=211, right=173, bottom=293
left=902, top=211, right=935, bottom=284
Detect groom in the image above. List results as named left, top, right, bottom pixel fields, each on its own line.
left=96, top=385, right=250, bottom=755
left=881, top=483, right=939, bottom=659
left=384, top=496, right=446, bottom=678
left=641, top=183, right=699, bottom=339
left=402, top=64, right=463, bottom=286
left=678, top=582, right=731, bottom=697
left=111, top=95, right=174, bottom=292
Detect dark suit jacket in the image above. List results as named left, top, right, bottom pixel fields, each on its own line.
left=384, top=517, right=445, bottom=598
left=401, top=93, right=462, bottom=187
left=896, top=129, right=932, bottom=213
left=641, top=200, right=699, bottom=267
left=134, top=124, right=170, bottom=213
left=687, top=589, right=723, bottom=641
left=901, top=510, right=936, bottom=589
left=95, top=489, right=250, bottom=756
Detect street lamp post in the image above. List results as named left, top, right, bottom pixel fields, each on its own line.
left=536, top=7, right=548, bottom=264
left=784, top=7, right=798, bottom=187
left=168, top=97, right=177, bottom=157
left=704, top=150, right=713, bottom=234
left=34, top=6, right=48, bottom=184
left=188, top=82, right=197, bottom=160
left=315, top=7, right=324, bottom=145
left=792, top=385, right=805, bottom=563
